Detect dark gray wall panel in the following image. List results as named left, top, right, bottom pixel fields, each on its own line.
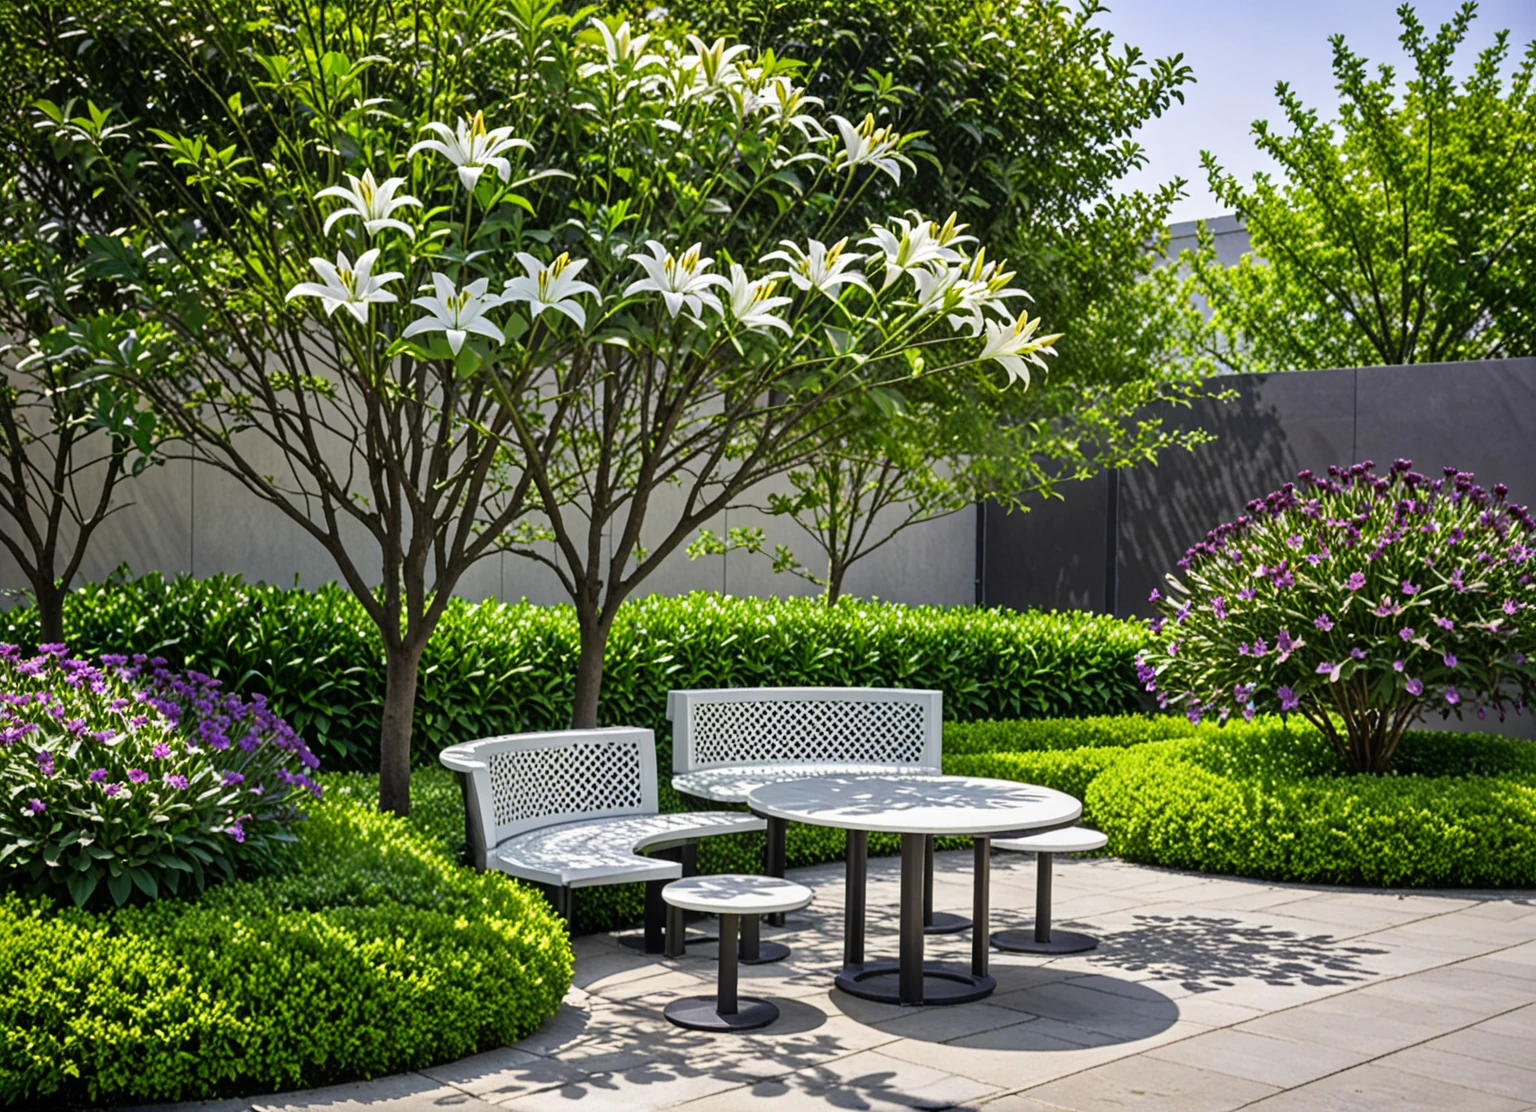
left=982, top=473, right=1108, bottom=614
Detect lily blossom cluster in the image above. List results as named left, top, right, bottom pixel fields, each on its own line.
left=282, top=18, right=1059, bottom=386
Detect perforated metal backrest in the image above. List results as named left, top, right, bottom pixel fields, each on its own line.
left=439, top=728, right=658, bottom=855
left=668, top=688, right=943, bottom=774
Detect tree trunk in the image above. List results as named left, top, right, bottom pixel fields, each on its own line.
left=825, top=560, right=846, bottom=606
left=34, top=579, right=65, bottom=648
left=570, top=610, right=611, bottom=729
left=379, top=642, right=425, bottom=816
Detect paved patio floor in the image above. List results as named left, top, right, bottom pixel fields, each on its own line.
left=141, top=851, right=1536, bottom=1112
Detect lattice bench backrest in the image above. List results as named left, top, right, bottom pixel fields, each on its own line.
left=439, top=728, right=660, bottom=856
left=669, top=687, right=943, bottom=773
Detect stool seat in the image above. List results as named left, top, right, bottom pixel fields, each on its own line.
left=663, top=874, right=814, bottom=916
left=661, top=874, right=813, bottom=1033
left=993, top=826, right=1107, bottom=855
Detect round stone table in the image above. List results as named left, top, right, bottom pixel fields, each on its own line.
left=747, top=775, right=1082, bottom=1006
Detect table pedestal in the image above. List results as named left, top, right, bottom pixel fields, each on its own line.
left=835, top=833, right=994, bottom=1006
left=923, top=834, right=972, bottom=935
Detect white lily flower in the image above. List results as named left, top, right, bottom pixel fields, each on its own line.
left=502, top=252, right=602, bottom=329
left=907, top=265, right=962, bottom=318
left=403, top=273, right=504, bottom=354
left=829, top=113, right=913, bottom=183
left=316, top=169, right=421, bottom=238
left=408, top=111, right=532, bottom=192
left=579, top=19, right=665, bottom=78
left=947, top=249, right=1032, bottom=335
left=679, top=35, right=754, bottom=97
left=861, top=212, right=976, bottom=289
left=978, top=310, right=1062, bottom=388
left=748, top=76, right=825, bottom=139
left=762, top=237, right=870, bottom=298
left=284, top=249, right=402, bottom=324
left=725, top=264, right=793, bottom=335
left=623, top=241, right=729, bottom=319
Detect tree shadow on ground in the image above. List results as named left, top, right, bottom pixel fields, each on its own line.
left=1083, top=913, right=1388, bottom=993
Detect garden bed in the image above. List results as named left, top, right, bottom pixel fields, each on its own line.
left=0, top=781, right=573, bottom=1108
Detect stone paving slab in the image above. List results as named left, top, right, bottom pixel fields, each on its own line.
left=128, top=853, right=1536, bottom=1112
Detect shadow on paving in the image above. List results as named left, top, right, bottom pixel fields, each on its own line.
left=1084, top=913, right=1387, bottom=992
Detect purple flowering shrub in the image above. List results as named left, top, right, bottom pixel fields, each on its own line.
left=0, top=644, right=320, bottom=906
left=1139, top=460, right=1536, bottom=772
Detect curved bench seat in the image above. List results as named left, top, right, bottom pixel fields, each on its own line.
left=491, top=810, right=765, bottom=888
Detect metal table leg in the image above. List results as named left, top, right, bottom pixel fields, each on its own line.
left=844, top=828, right=868, bottom=966
left=923, top=833, right=973, bottom=935
left=972, top=837, right=990, bottom=977
left=765, top=816, right=788, bottom=927
left=664, top=912, right=780, bottom=1031
left=835, top=830, right=995, bottom=1006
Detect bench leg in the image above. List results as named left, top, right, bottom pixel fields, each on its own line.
left=644, top=879, right=667, bottom=954
left=765, top=817, right=787, bottom=927
left=545, top=884, right=573, bottom=924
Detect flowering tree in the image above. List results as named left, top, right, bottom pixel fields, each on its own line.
left=49, top=0, right=1059, bottom=810
left=1139, top=460, right=1536, bottom=772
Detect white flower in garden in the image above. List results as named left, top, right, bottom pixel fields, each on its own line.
left=623, top=241, right=729, bottom=319
left=725, top=264, right=793, bottom=334
left=679, top=35, right=754, bottom=97
left=978, top=310, right=1062, bottom=387
left=408, top=112, right=532, bottom=192
left=284, top=249, right=402, bottom=323
left=579, top=19, right=664, bottom=77
left=829, top=114, right=912, bottom=183
left=403, top=273, right=504, bottom=354
left=861, top=212, right=976, bottom=289
left=947, top=250, right=1031, bottom=336
left=907, top=265, right=962, bottom=318
left=317, top=170, right=421, bottom=238
left=749, top=77, right=825, bottom=139
left=502, top=252, right=602, bottom=329
left=762, top=238, right=870, bottom=298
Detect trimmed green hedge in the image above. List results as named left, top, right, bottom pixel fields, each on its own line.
left=0, top=574, right=1150, bottom=771
left=1087, top=726, right=1536, bottom=888
left=0, top=777, right=573, bottom=1107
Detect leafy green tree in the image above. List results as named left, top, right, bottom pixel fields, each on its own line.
left=664, top=0, right=1215, bottom=594
left=1188, top=2, right=1536, bottom=371
left=45, top=0, right=1060, bottom=812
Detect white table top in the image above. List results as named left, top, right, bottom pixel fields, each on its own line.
left=662, top=874, right=815, bottom=915
left=673, top=762, right=941, bottom=803
left=746, top=775, right=1082, bottom=836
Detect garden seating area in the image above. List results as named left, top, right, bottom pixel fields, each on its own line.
left=4, top=0, right=1536, bottom=1108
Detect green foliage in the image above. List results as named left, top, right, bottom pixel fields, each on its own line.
left=0, top=771, right=572, bottom=1107
left=942, top=714, right=1205, bottom=754
left=1142, top=459, right=1536, bottom=771
left=663, top=0, right=1217, bottom=601
left=0, top=574, right=1150, bottom=771
left=1187, top=3, right=1536, bottom=369
left=1088, top=727, right=1536, bottom=887
left=0, top=647, right=319, bottom=909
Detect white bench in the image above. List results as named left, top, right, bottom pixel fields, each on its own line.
left=669, top=687, right=959, bottom=933
left=440, top=727, right=765, bottom=953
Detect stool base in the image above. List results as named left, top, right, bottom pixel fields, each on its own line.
left=664, top=996, right=779, bottom=1031
left=835, top=961, right=996, bottom=1006
left=739, top=939, right=791, bottom=965
left=991, top=928, right=1098, bottom=955
left=923, top=911, right=972, bottom=935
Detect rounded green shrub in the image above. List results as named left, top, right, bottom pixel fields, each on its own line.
left=1087, top=726, right=1536, bottom=887
left=0, top=778, right=573, bottom=1107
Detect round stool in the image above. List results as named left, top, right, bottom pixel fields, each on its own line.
left=990, top=826, right=1108, bottom=955
left=661, top=875, right=813, bottom=1031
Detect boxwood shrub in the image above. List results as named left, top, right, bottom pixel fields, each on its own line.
left=1087, top=726, right=1536, bottom=887
left=0, top=574, right=1149, bottom=770
left=0, top=774, right=573, bottom=1107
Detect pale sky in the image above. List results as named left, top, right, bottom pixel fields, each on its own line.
left=1093, top=0, right=1536, bottom=225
